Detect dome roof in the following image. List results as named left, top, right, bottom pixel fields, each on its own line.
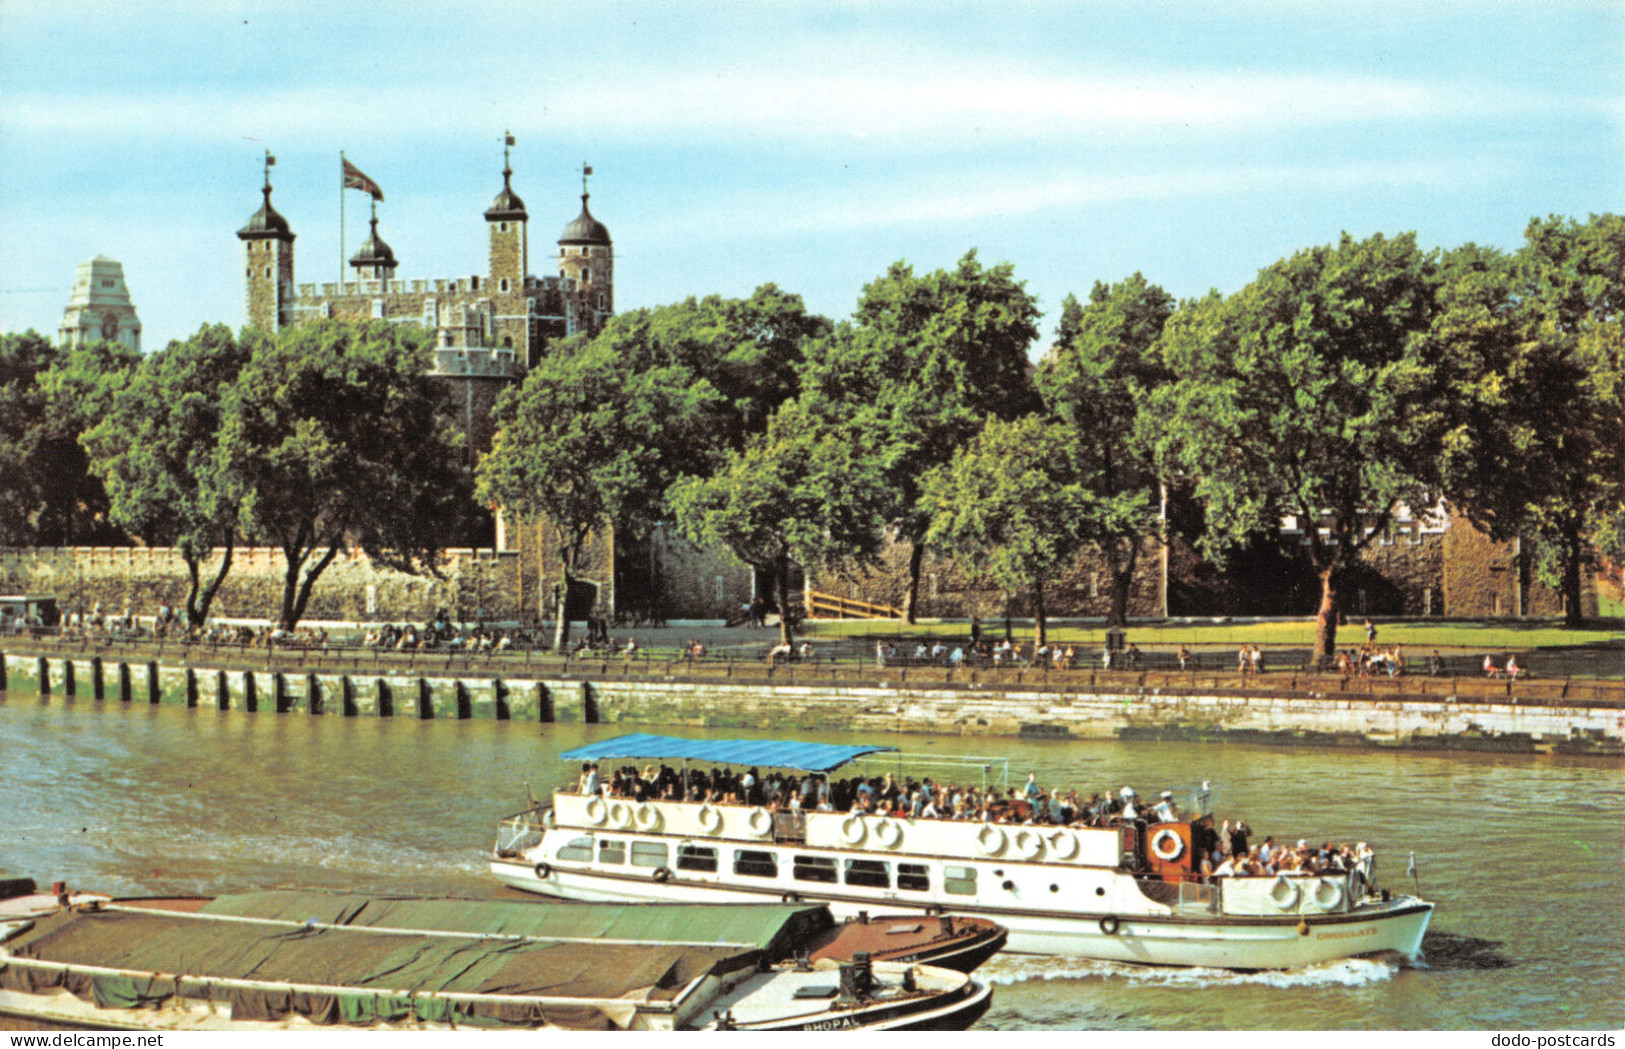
left=349, top=215, right=397, bottom=269
left=485, top=167, right=527, bottom=221
left=237, top=185, right=292, bottom=239
left=559, top=194, right=611, bottom=246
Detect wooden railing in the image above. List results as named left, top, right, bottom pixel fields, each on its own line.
left=805, top=590, right=903, bottom=621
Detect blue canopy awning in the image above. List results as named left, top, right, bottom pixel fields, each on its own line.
left=559, top=734, right=897, bottom=773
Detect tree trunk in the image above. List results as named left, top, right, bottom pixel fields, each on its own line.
left=288, top=540, right=341, bottom=631
left=1561, top=523, right=1585, bottom=627
left=554, top=566, right=574, bottom=651
left=901, top=540, right=924, bottom=625
left=776, top=551, right=796, bottom=648
left=278, top=546, right=305, bottom=631
left=1032, top=576, right=1047, bottom=648
left=188, top=540, right=234, bottom=627
left=1313, top=566, right=1339, bottom=669
left=1106, top=538, right=1140, bottom=628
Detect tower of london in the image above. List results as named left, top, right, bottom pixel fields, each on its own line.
left=236, top=143, right=613, bottom=457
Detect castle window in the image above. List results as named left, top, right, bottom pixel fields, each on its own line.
left=264, top=267, right=271, bottom=278
left=499, top=278, right=510, bottom=293
left=101, top=279, right=114, bottom=288
left=470, top=276, right=480, bottom=291
left=499, top=221, right=508, bottom=232
left=581, top=268, right=591, bottom=283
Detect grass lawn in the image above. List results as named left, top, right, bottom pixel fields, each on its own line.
left=805, top=616, right=1624, bottom=652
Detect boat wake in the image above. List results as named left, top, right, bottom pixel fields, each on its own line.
left=979, top=953, right=1401, bottom=990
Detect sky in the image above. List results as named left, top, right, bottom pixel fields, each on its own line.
left=2, top=0, right=1621, bottom=351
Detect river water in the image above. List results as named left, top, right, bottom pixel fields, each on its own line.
left=2, top=695, right=1620, bottom=1031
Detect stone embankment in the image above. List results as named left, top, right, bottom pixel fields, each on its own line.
left=3, top=640, right=1621, bottom=758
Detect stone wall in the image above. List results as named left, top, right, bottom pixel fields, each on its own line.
left=809, top=541, right=1166, bottom=621
left=0, top=546, right=518, bottom=625
left=6, top=652, right=1619, bottom=755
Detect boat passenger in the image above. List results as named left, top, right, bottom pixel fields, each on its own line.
left=1484, top=654, right=1502, bottom=677
left=1120, top=786, right=1139, bottom=820
left=1153, top=791, right=1180, bottom=823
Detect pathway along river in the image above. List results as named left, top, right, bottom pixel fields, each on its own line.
left=2, top=695, right=1620, bottom=1031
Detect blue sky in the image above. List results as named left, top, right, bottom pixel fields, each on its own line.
left=2, top=0, right=1621, bottom=350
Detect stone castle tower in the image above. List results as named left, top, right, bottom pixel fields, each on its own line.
left=236, top=157, right=296, bottom=333
left=59, top=256, right=143, bottom=352
left=235, top=139, right=614, bottom=463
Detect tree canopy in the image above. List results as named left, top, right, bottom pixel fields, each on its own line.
left=0, top=332, right=138, bottom=546
left=218, top=319, right=468, bottom=629
left=1036, top=272, right=1174, bottom=625
left=1437, top=215, right=1625, bottom=623
left=1152, top=232, right=1449, bottom=662
left=922, top=414, right=1098, bottom=646
left=82, top=324, right=254, bottom=624
left=800, top=250, right=1042, bottom=621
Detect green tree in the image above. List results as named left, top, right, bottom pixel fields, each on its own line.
left=922, top=415, right=1097, bottom=647
left=591, top=285, right=831, bottom=465
left=1152, top=233, right=1447, bottom=665
left=1435, top=216, right=1624, bottom=624
left=478, top=336, right=719, bottom=649
left=669, top=401, right=891, bottom=647
left=217, top=320, right=468, bottom=630
left=1036, top=273, right=1175, bottom=625
left=82, top=324, right=253, bottom=626
left=0, top=332, right=139, bottom=546
left=802, top=250, right=1041, bottom=621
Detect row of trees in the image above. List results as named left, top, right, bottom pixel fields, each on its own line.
left=479, top=216, right=1622, bottom=663
left=1, top=322, right=468, bottom=629
left=3, top=214, right=1616, bottom=660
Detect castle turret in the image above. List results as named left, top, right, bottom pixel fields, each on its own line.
left=348, top=203, right=398, bottom=281
left=237, top=152, right=295, bottom=333
left=558, top=163, right=613, bottom=337
left=485, top=132, right=530, bottom=357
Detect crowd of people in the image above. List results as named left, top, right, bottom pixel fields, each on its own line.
left=567, top=763, right=1372, bottom=881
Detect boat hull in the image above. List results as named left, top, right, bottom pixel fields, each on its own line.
left=491, top=856, right=1432, bottom=970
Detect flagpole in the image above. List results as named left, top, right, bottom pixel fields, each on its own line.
left=339, top=151, right=346, bottom=287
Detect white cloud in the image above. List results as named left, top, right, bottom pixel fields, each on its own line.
left=4, top=67, right=1603, bottom=148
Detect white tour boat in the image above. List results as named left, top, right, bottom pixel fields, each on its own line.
left=490, top=734, right=1435, bottom=970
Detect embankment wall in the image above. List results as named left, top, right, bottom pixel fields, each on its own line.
left=4, top=650, right=1619, bottom=757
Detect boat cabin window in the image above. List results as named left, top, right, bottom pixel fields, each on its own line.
left=630, top=842, right=669, bottom=868
left=677, top=844, right=719, bottom=873
left=557, top=836, right=594, bottom=862
left=793, top=855, right=838, bottom=883
left=598, top=839, right=626, bottom=865
left=733, top=849, right=778, bottom=879
left=897, top=863, right=931, bottom=892
left=844, top=859, right=891, bottom=889
left=943, top=865, right=978, bottom=896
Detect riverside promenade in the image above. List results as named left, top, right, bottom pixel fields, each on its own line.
left=3, top=629, right=1621, bottom=759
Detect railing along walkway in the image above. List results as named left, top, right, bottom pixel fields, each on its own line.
left=5, top=634, right=1620, bottom=708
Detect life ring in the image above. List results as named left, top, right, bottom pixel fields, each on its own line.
left=1014, top=829, right=1043, bottom=861
left=840, top=815, right=867, bottom=847
left=1099, top=915, right=1121, bottom=936
left=652, top=866, right=672, bottom=883
left=873, top=818, right=903, bottom=848
left=975, top=823, right=1006, bottom=857
left=635, top=803, right=663, bottom=832
left=610, top=801, right=634, bottom=829
left=1313, top=879, right=1344, bottom=910
left=1150, top=828, right=1185, bottom=862
left=1269, top=875, right=1301, bottom=910
left=533, top=861, right=551, bottom=879
left=747, top=807, right=774, bottom=837
left=696, top=804, right=723, bottom=834
left=1047, top=830, right=1079, bottom=861
left=541, top=809, right=557, bottom=830
left=583, top=796, right=608, bottom=826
